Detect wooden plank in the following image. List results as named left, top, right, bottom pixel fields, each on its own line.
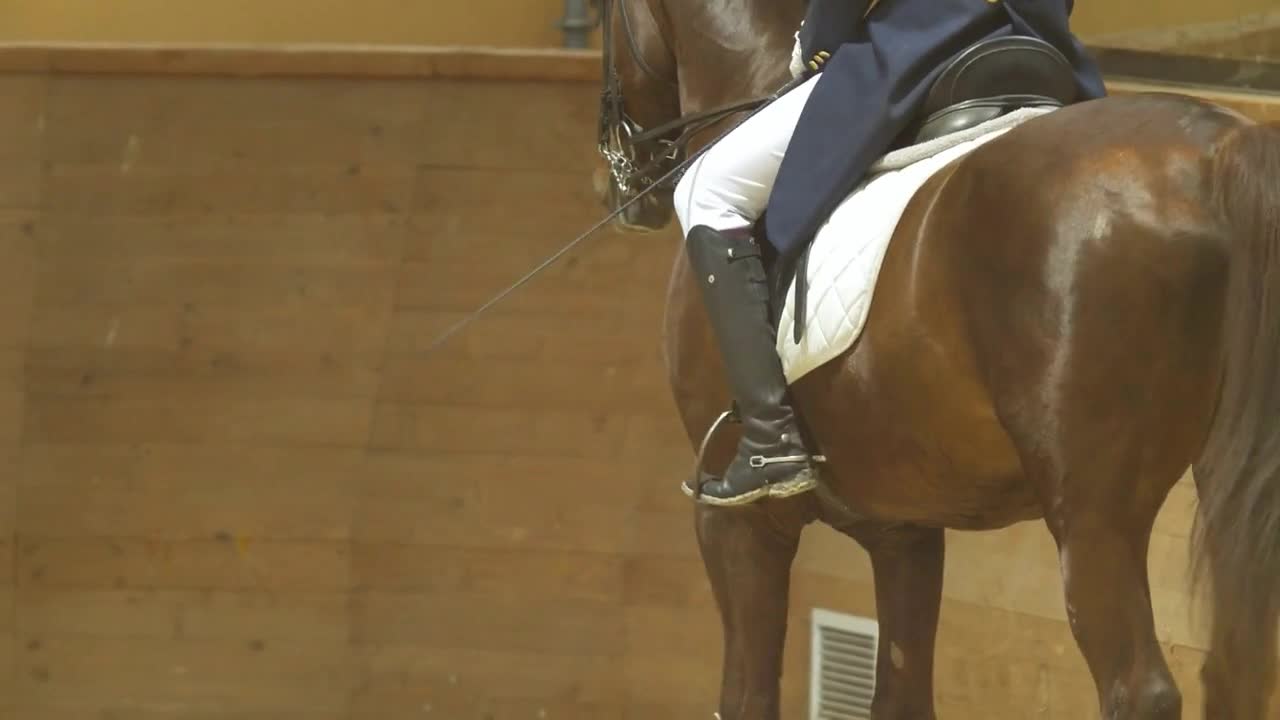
left=621, top=555, right=714, bottom=609
left=0, top=214, right=38, bottom=350
left=20, top=711, right=346, bottom=720
left=0, top=597, right=10, bottom=720
left=0, top=44, right=602, bottom=82
left=623, top=605, right=729, bottom=659
left=18, top=445, right=360, bottom=540
left=15, top=635, right=352, bottom=712
left=17, top=538, right=351, bottom=591
left=0, top=541, right=10, bottom=588
left=28, top=286, right=395, bottom=412
left=352, top=701, right=628, bottom=720
left=353, top=486, right=637, bottom=548
left=622, top=650, right=809, bottom=710
left=172, top=590, right=349, bottom=643
left=409, top=168, right=619, bottom=257
left=35, top=213, right=406, bottom=263
left=23, top=252, right=394, bottom=446
left=367, top=404, right=633, bottom=457
left=23, top=390, right=374, bottom=446
left=26, top=349, right=382, bottom=400
left=626, top=459, right=704, bottom=516
left=389, top=308, right=662, bottom=364
left=27, top=306, right=391, bottom=365
left=395, top=256, right=653, bottom=315
left=617, top=507, right=708, bottom=560
left=415, top=82, right=599, bottom=172
left=622, top=702, right=728, bottom=720
left=0, top=352, right=23, bottom=447
left=356, top=449, right=656, bottom=501
left=1177, top=25, right=1280, bottom=60
left=18, top=589, right=348, bottom=642
left=43, top=76, right=434, bottom=174
left=351, top=544, right=625, bottom=603
left=46, top=77, right=602, bottom=175
left=0, top=77, right=44, bottom=210
left=32, top=257, right=399, bottom=310
left=619, top=411, right=692, bottom=458
left=350, top=590, right=625, bottom=656
left=0, top=585, right=12, bottom=629
left=350, top=646, right=623, bottom=711
left=378, top=354, right=669, bottom=413
left=42, top=165, right=415, bottom=216
left=0, top=450, right=16, bottom=547
left=353, top=455, right=642, bottom=552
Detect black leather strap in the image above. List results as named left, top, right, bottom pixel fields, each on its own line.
left=792, top=245, right=810, bottom=345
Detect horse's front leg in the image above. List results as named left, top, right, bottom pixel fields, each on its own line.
left=695, top=501, right=811, bottom=720
left=840, top=522, right=944, bottom=720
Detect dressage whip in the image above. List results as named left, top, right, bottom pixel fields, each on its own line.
left=423, top=73, right=809, bottom=355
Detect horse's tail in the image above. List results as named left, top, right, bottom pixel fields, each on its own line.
left=1191, top=120, right=1280, bottom=658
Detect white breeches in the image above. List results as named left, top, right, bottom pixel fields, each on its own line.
left=673, top=74, right=820, bottom=237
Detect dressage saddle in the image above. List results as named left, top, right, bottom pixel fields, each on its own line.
left=775, top=34, right=1079, bottom=339
left=910, top=34, right=1078, bottom=145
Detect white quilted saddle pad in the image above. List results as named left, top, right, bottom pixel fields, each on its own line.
left=776, top=106, right=1056, bottom=384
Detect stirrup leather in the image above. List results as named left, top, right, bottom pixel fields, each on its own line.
left=685, top=405, right=826, bottom=502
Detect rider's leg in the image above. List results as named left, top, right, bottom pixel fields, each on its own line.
left=672, top=75, right=822, bottom=506
left=673, top=74, right=818, bottom=237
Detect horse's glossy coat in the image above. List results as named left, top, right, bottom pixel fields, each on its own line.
left=598, top=0, right=1280, bottom=716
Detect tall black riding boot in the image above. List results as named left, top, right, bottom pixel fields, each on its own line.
left=682, top=224, right=821, bottom=506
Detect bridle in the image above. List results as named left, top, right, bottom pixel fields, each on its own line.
left=596, top=0, right=774, bottom=199
left=424, top=2, right=803, bottom=353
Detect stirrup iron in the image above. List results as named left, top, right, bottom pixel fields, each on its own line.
left=690, top=408, right=738, bottom=499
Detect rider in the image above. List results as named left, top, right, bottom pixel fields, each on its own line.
left=673, top=0, right=1107, bottom=506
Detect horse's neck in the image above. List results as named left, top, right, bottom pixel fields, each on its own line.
left=667, top=0, right=802, bottom=110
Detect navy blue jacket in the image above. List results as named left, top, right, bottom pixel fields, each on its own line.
left=764, top=0, right=1106, bottom=261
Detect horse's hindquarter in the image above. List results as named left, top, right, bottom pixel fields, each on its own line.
left=796, top=94, right=1244, bottom=531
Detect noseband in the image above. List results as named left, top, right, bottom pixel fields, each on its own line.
left=597, top=0, right=773, bottom=198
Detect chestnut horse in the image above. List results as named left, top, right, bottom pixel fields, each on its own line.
left=595, top=0, right=1280, bottom=717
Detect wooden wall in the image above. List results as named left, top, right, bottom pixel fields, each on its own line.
left=0, top=0, right=1276, bottom=52
left=0, top=60, right=1277, bottom=719
left=0, top=0, right=594, bottom=49
left=1174, top=24, right=1280, bottom=60
left=1072, top=3, right=1280, bottom=40
left=0, top=66, right=733, bottom=719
